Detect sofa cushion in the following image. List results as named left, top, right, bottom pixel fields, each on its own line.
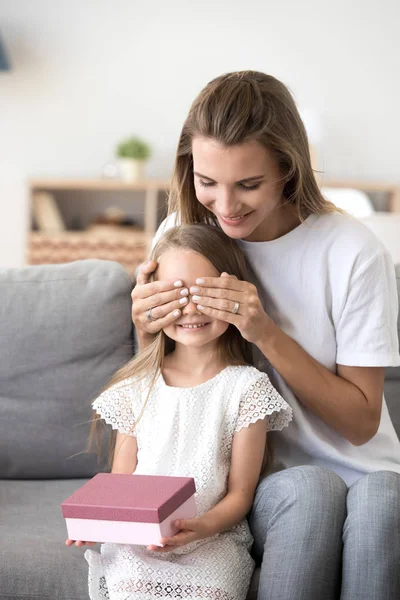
left=0, top=479, right=90, bottom=600
left=385, top=380, right=400, bottom=437
left=0, top=260, right=133, bottom=479
left=384, top=264, right=400, bottom=438
left=385, top=264, right=400, bottom=380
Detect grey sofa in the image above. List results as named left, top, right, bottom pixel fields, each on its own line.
left=1, top=259, right=399, bottom=600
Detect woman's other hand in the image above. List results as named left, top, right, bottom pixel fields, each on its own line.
left=131, top=260, right=188, bottom=345
left=189, top=272, right=274, bottom=345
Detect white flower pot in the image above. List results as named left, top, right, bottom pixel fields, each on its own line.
left=118, top=159, right=146, bottom=182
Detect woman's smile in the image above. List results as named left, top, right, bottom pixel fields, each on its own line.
left=218, top=211, right=254, bottom=226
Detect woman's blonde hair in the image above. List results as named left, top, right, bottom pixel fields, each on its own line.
left=169, top=70, right=336, bottom=223
left=88, top=224, right=259, bottom=466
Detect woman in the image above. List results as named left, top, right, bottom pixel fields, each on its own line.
left=131, top=71, right=400, bottom=600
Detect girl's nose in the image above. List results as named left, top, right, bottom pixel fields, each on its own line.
left=182, top=295, right=202, bottom=315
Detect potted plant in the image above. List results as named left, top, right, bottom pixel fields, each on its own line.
left=116, top=136, right=151, bottom=181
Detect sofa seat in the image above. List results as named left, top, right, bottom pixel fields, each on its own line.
left=0, top=479, right=91, bottom=600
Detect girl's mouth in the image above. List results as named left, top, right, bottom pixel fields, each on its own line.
left=178, top=322, right=210, bottom=330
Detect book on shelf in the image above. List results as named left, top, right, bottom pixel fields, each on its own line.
left=32, top=192, right=66, bottom=232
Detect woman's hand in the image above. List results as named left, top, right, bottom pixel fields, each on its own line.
left=189, top=273, right=274, bottom=345
left=131, top=260, right=189, bottom=343
left=147, top=517, right=210, bottom=553
left=65, top=538, right=98, bottom=548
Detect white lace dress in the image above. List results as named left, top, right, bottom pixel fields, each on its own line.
left=85, top=365, right=292, bottom=600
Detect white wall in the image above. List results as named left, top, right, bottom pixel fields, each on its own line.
left=0, top=163, right=28, bottom=268
left=1, top=0, right=399, bottom=265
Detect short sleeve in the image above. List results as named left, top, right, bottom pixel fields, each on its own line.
left=92, top=379, right=136, bottom=436
left=336, top=250, right=400, bottom=367
left=235, top=371, right=292, bottom=433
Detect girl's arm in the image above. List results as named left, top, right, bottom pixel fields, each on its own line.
left=149, top=418, right=267, bottom=551
left=199, top=417, right=268, bottom=535
left=112, top=431, right=138, bottom=474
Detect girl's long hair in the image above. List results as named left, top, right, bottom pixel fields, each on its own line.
left=168, top=70, right=336, bottom=224
left=88, top=224, right=275, bottom=469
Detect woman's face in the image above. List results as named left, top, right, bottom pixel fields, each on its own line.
left=192, top=137, right=287, bottom=242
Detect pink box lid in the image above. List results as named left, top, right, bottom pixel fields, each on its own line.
left=61, top=473, right=196, bottom=523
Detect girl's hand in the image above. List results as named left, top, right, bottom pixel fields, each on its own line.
left=65, top=538, right=98, bottom=548
left=189, top=273, right=273, bottom=345
left=131, top=260, right=188, bottom=340
left=147, top=518, right=209, bottom=553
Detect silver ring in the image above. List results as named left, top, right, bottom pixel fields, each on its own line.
left=232, top=301, right=240, bottom=315
left=146, top=307, right=157, bottom=323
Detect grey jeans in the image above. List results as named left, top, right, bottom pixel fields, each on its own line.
left=248, top=466, right=400, bottom=600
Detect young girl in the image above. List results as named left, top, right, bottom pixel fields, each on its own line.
left=67, top=224, right=292, bottom=600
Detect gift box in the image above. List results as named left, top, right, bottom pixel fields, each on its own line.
left=61, top=473, right=196, bottom=546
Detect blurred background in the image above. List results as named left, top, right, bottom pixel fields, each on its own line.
left=1, top=0, right=399, bottom=272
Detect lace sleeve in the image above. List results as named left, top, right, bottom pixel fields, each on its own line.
left=235, top=371, right=293, bottom=433
left=92, top=379, right=136, bottom=436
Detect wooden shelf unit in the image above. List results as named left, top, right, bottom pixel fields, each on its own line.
left=29, top=178, right=171, bottom=237
left=29, top=177, right=400, bottom=229
left=27, top=178, right=171, bottom=273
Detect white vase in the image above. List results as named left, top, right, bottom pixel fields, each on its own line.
left=118, top=158, right=146, bottom=182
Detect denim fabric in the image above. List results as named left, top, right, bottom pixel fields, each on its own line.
left=342, top=470, right=400, bottom=600
left=249, top=466, right=400, bottom=600
left=249, top=466, right=347, bottom=600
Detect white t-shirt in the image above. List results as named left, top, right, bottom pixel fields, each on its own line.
left=153, top=211, right=400, bottom=485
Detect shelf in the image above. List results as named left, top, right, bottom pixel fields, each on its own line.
left=29, top=178, right=170, bottom=192
left=29, top=178, right=170, bottom=238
